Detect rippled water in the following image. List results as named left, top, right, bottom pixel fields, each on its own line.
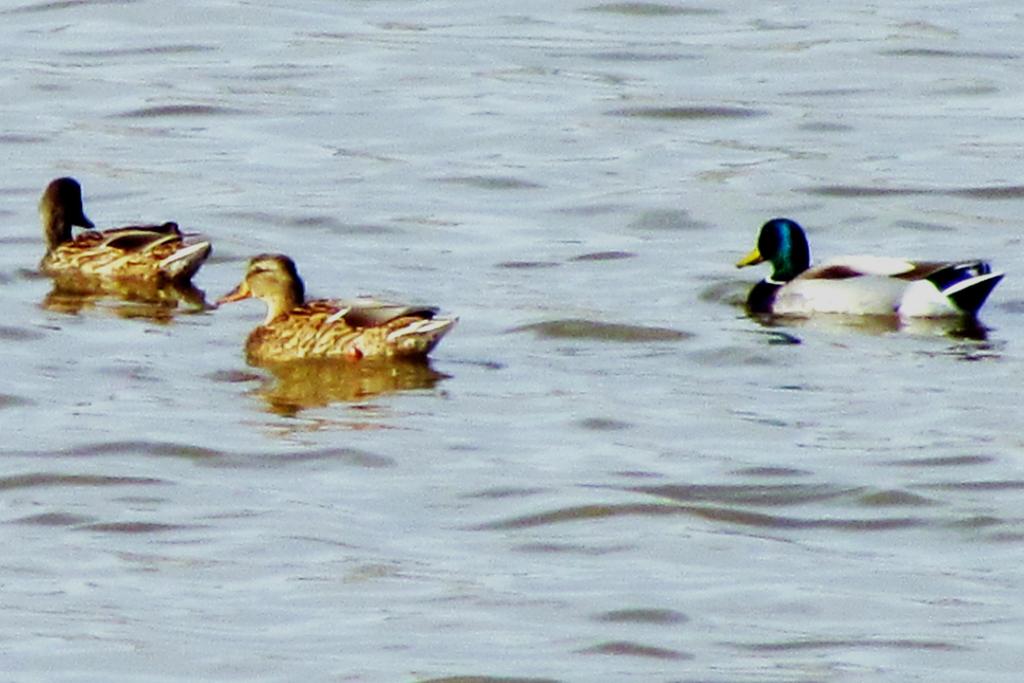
left=3, top=1, right=1024, bottom=681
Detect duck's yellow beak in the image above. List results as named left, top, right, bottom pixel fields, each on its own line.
left=216, top=280, right=252, bottom=306
left=736, top=247, right=764, bottom=268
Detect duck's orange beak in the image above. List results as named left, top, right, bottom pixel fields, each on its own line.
left=216, top=280, right=252, bottom=306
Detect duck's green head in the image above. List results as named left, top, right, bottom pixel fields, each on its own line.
left=736, top=218, right=811, bottom=282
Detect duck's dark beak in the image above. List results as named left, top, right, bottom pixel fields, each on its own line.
left=75, top=211, right=95, bottom=230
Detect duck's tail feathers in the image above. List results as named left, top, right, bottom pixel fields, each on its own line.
left=386, top=317, right=457, bottom=356
left=159, top=241, right=212, bottom=283
left=941, top=270, right=1004, bottom=316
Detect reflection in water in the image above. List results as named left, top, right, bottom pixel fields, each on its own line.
left=42, top=281, right=210, bottom=321
left=746, top=311, right=994, bottom=343
left=255, top=358, right=449, bottom=415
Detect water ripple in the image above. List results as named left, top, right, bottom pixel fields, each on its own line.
left=697, top=279, right=749, bottom=306
left=920, top=480, right=1024, bottom=492
left=883, top=455, right=995, bottom=468
left=627, top=208, right=711, bottom=231
left=64, top=45, right=216, bottom=58
left=112, top=104, right=247, bottom=119
left=576, top=417, right=632, bottom=431
left=0, top=394, right=34, bottom=409
left=859, top=490, right=937, bottom=507
left=584, top=3, right=722, bottom=17
left=4, top=0, right=135, bottom=14
left=880, top=48, right=1018, bottom=60
left=11, top=512, right=95, bottom=527
left=576, top=640, right=693, bottom=660
left=495, top=260, right=561, bottom=270
left=568, top=250, right=636, bottom=262
left=593, top=608, right=689, bottom=625
left=0, top=324, right=46, bottom=341
left=731, top=466, right=814, bottom=478
left=585, top=51, right=696, bottom=62
left=79, top=521, right=195, bottom=534
left=464, top=487, right=550, bottom=500
left=0, top=473, right=165, bottom=490
left=513, top=542, right=632, bottom=556
left=476, top=503, right=925, bottom=531
left=607, top=105, right=764, bottom=120
left=628, top=483, right=854, bottom=506
left=510, top=319, right=691, bottom=342
left=803, top=185, right=929, bottom=198
left=736, top=638, right=967, bottom=652
left=804, top=184, right=1024, bottom=199
left=439, top=176, right=544, bottom=190
left=67, top=441, right=225, bottom=460
left=0, top=133, right=47, bottom=144
left=419, top=677, right=560, bottom=683
left=239, top=448, right=396, bottom=470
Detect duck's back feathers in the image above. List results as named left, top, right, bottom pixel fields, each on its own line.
left=42, top=223, right=211, bottom=286
left=158, top=240, right=213, bottom=283
left=904, top=264, right=1003, bottom=317
left=328, top=297, right=439, bottom=328
left=807, top=255, right=920, bottom=279
left=806, top=256, right=991, bottom=284
left=383, top=316, right=456, bottom=357
left=96, top=222, right=183, bottom=249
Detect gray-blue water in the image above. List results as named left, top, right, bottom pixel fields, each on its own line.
left=2, top=2, right=1024, bottom=681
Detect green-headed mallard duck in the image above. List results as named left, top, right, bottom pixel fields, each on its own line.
left=736, top=218, right=1003, bottom=318
left=39, top=177, right=211, bottom=288
left=217, top=253, right=456, bottom=364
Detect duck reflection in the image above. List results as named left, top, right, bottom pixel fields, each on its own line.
left=255, top=358, right=449, bottom=415
left=747, top=311, right=991, bottom=342
left=42, top=280, right=210, bottom=321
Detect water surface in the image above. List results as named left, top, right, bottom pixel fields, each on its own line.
left=2, top=1, right=1024, bottom=682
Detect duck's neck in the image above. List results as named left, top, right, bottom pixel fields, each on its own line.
left=40, top=206, right=74, bottom=253
left=264, top=298, right=296, bottom=325
left=263, top=280, right=305, bottom=324
left=748, top=279, right=782, bottom=313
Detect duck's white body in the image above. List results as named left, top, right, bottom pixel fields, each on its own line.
left=771, top=256, right=1004, bottom=318
left=738, top=219, right=1004, bottom=319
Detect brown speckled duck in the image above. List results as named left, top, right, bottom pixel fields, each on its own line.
left=217, top=253, right=456, bottom=364
left=39, top=177, right=211, bottom=289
